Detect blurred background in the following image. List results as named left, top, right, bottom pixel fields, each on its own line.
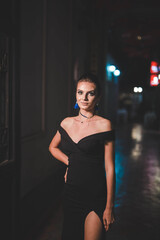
left=0, top=0, right=160, bottom=240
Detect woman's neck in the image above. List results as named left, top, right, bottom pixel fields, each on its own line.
left=79, top=109, right=94, bottom=119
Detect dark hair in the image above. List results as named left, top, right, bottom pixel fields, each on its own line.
left=77, top=73, right=101, bottom=97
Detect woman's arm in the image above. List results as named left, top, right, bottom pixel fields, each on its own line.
left=104, top=140, right=115, bottom=209
left=49, top=130, right=69, bottom=166
left=102, top=119, right=115, bottom=231
left=103, top=140, right=115, bottom=231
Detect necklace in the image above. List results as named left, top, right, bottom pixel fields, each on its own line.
left=79, top=111, right=94, bottom=123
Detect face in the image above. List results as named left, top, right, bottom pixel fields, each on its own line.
left=76, top=81, right=98, bottom=111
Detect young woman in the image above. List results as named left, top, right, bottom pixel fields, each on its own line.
left=49, top=73, right=115, bottom=240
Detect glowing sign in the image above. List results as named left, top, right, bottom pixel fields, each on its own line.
left=150, top=75, right=159, bottom=86
left=150, top=61, right=160, bottom=86
left=150, top=61, right=158, bottom=74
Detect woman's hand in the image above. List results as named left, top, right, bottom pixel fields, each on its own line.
left=64, top=157, right=70, bottom=183
left=103, top=207, right=115, bottom=231
left=64, top=167, right=68, bottom=183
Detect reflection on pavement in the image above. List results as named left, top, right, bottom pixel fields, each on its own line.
left=111, top=123, right=160, bottom=240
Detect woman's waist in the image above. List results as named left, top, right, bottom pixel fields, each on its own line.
left=67, top=159, right=106, bottom=178
left=66, top=169, right=107, bottom=196
left=64, top=182, right=107, bottom=201
left=68, top=153, right=104, bottom=165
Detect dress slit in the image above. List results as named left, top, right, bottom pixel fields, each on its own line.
left=84, top=210, right=105, bottom=240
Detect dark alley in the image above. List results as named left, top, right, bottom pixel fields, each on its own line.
left=1, top=1, right=160, bottom=240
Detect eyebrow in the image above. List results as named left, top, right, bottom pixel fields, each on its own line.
left=77, top=89, right=96, bottom=92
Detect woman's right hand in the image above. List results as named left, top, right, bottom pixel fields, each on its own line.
left=64, top=167, right=68, bottom=183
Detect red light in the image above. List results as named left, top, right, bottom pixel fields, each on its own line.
left=150, top=74, right=159, bottom=86
left=150, top=61, right=158, bottom=74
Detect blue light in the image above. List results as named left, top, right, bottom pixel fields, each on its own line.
left=108, top=65, right=116, bottom=72
left=114, top=69, right=120, bottom=76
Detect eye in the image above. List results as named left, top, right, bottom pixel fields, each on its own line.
left=77, top=90, right=83, bottom=95
left=88, top=91, right=96, bottom=96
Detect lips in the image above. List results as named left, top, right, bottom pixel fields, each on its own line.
left=80, top=102, right=88, bottom=105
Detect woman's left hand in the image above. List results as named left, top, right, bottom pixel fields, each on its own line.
left=103, top=207, right=115, bottom=231
left=64, top=167, right=68, bottom=183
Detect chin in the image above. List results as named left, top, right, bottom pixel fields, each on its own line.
left=80, top=105, right=94, bottom=111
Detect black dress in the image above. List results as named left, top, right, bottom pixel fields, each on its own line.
left=58, top=125, right=115, bottom=240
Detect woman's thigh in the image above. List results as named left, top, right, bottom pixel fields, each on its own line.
left=84, top=211, right=105, bottom=240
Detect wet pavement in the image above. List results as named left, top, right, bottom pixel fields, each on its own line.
left=109, top=123, right=160, bottom=240
left=26, top=123, right=160, bottom=240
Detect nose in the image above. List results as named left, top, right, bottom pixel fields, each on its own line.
left=83, top=94, right=88, bottom=101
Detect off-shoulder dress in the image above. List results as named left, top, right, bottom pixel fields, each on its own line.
left=58, top=125, right=115, bottom=240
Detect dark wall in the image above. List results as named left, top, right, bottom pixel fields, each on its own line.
left=19, top=0, right=72, bottom=236
left=0, top=1, right=20, bottom=240
left=19, top=0, right=92, bottom=237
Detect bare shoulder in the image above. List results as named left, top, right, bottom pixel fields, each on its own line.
left=60, top=117, right=75, bottom=129
left=95, top=116, right=113, bottom=131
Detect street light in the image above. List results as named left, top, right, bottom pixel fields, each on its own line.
left=114, top=69, right=120, bottom=76
left=138, top=87, right=143, bottom=93
left=133, top=87, right=143, bottom=93
left=107, top=65, right=116, bottom=72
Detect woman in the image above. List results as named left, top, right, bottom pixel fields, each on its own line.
left=49, top=73, right=115, bottom=240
